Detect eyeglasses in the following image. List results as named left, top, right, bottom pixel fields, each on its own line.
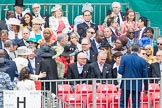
left=142, top=53, right=146, bottom=55
left=79, top=58, right=87, bottom=60
left=157, top=43, right=162, bottom=45
left=129, top=32, right=135, bottom=34
left=87, top=31, right=95, bottom=34
left=115, top=41, right=122, bottom=44
left=82, top=44, right=88, bottom=45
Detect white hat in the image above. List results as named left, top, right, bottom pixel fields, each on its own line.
left=82, top=3, right=93, bottom=13
left=16, top=46, right=32, bottom=56
left=13, top=57, right=28, bottom=73
left=32, top=17, right=45, bottom=24
left=6, top=18, right=21, bottom=26
left=22, top=8, right=30, bottom=17
left=51, top=4, right=62, bottom=12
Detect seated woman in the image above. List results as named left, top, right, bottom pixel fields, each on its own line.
left=120, top=8, right=138, bottom=36
left=21, top=8, right=33, bottom=31
left=7, top=18, right=22, bottom=40
left=68, top=31, right=82, bottom=52
left=30, top=17, right=45, bottom=42
left=38, top=28, right=56, bottom=47
left=49, top=4, right=71, bottom=36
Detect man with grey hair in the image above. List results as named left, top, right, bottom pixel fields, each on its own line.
left=32, top=3, right=49, bottom=28
left=118, top=43, right=148, bottom=108
left=111, top=2, right=125, bottom=26
left=67, top=52, right=89, bottom=84
left=51, top=34, right=68, bottom=47
left=89, top=51, right=112, bottom=79
left=3, top=40, right=14, bottom=60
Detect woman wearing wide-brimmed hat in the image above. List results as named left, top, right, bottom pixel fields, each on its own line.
left=49, top=4, right=71, bottom=35
left=36, top=45, right=58, bottom=94
left=7, top=18, right=22, bottom=40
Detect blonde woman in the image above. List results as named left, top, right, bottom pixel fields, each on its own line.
left=49, top=4, right=70, bottom=35
left=144, top=45, right=157, bottom=64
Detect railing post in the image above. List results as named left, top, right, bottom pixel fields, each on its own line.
left=160, top=76, right=162, bottom=108
left=92, top=79, right=96, bottom=108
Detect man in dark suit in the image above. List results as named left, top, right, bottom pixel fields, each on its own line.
left=118, top=44, right=148, bottom=108
left=0, top=30, right=9, bottom=49
left=17, top=28, right=30, bottom=47
left=77, top=10, right=98, bottom=42
left=111, top=2, right=125, bottom=26
left=14, top=0, right=24, bottom=20
left=32, top=3, right=49, bottom=28
left=0, top=49, right=18, bottom=81
left=90, top=30, right=105, bottom=54
left=0, top=10, right=15, bottom=32
left=151, top=50, right=162, bottom=83
left=135, top=17, right=148, bottom=40
left=67, top=52, right=89, bottom=84
left=154, top=37, right=162, bottom=56
left=81, top=38, right=97, bottom=64
left=88, top=51, right=112, bottom=83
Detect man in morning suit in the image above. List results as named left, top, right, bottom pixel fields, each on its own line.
left=118, top=44, right=148, bottom=108
left=67, top=52, right=89, bottom=84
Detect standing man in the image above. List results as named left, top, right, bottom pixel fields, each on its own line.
left=32, top=3, right=49, bottom=28
left=77, top=7, right=98, bottom=42
left=111, top=2, right=125, bottom=26
left=119, top=44, right=148, bottom=108
left=14, top=0, right=24, bottom=20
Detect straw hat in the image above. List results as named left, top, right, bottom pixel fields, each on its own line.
left=6, top=18, right=21, bottom=26
left=13, top=57, right=28, bottom=73
left=51, top=4, right=62, bottom=12
left=16, top=46, right=32, bottom=56
left=32, top=17, right=45, bottom=24
left=51, top=46, right=64, bottom=59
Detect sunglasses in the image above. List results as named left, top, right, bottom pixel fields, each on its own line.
left=129, top=32, right=135, bottom=34
left=87, top=31, right=95, bottom=34
left=157, top=43, right=162, bottom=45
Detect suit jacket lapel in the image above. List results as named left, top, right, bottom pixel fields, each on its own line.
left=102, top=64, right=107, bottom=78
left=74, top=63, right=79, bottom=78
left=156, top=63, right=161, bottom=77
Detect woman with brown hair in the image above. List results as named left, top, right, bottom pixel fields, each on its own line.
left=15, top=58, right=35, bottom=90
left=120, top=8, right=138, bottom=36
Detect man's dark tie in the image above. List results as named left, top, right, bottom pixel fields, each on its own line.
left=117, top=15, right=120, bottom=25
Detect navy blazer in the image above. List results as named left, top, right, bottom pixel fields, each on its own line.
left=17, top=39, right=26, bottom=47
left=134, top=28, right=146, bottom=39
left=89, top=62, right=112, bottom=79
left=77, top=22, right=98, bottom=42
left=119, top=53, right=148, bottom=91
left=0, top=41, right=3, bottom=49
left=90, top=39, right=99, bottom=55
left=67, top=62, right=89, bottom=84
left=4, top=60, right=18, bottom=81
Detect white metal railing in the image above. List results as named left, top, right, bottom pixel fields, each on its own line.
left=39, top=78, right=161, bottom=108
